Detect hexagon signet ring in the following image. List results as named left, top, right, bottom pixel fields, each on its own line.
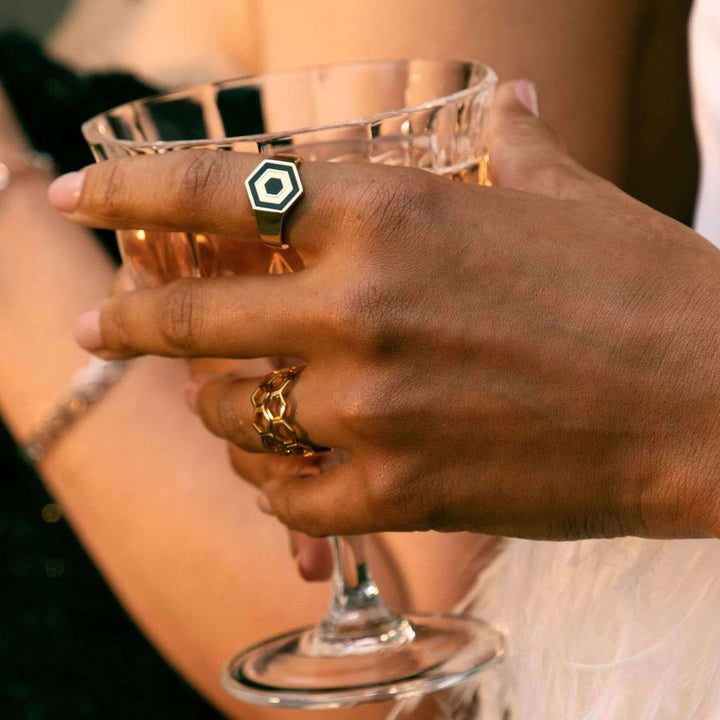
left=245, top=155, right=303, bottom=249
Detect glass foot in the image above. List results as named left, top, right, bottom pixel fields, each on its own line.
left=222, top=613, right=504, bottom=709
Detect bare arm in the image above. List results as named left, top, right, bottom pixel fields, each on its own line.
left=249, top=0, right=643, bottom=185
left=51, top=0, right=656, bottom=189
left=0, top=160, right=404, bottom=720
left=246, top=0, right=695, bottom=221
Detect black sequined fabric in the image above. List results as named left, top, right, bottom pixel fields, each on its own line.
left=0, top=32, right=224, bottom=719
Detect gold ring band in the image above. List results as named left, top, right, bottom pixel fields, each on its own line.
left=251, top=366, right=328, bottom=457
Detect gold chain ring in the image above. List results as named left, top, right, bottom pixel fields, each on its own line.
left=251, top=366, right=328, bottom=457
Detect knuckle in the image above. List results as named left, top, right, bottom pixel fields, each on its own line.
left=366, top=458, right=440, bottom=531
left=338, top=378, right=384, bottom=436
left=338, top=374, right=408, bottom=441
left=87, top=161, right=129, bottom=219
left=350, top=169, right=435, bottom=242
left=156, top=280, right=204, bottom=351
left=491, top=120, right=595, bottom=199
left=171, top=150, right=228, bottom=222
left=330, top=281, right=413, bottom=360
left=534, top=158, right=590, bottom=199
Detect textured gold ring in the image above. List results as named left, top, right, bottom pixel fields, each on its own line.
left=251, top=366, right=328, bottom=456
left=245, top=155, right=303, bottom=249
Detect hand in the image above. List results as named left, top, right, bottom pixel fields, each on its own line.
left=52, top=81, right=720, bottom=540
left=107, top=268, right=334, bottom=579
left=214, top=412, right=334, bottom=581
left=188, top=356, right=334, bottom=581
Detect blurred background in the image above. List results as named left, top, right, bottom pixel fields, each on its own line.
left=0, top=0, right=69, bottom=38
left=0, top=2, right=227, bottom=718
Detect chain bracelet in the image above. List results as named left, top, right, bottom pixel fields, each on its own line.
left=22, top=357, right=127, bottom=463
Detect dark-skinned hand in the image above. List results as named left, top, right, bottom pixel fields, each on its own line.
left=50, top=81, right=720, bottom=541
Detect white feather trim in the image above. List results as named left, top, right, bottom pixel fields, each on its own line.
left=461, top=538, right=720, bottom=719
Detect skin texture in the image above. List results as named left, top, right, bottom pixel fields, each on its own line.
left=57, top=83, right=720, bottom=543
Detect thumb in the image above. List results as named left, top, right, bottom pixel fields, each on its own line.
left=487, top=80, right=598, bottom=199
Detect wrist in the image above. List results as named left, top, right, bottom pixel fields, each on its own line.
left=644, top=279, right=720, bottom=539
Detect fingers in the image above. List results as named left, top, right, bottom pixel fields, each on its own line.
left=199, top=374, right=393, bottom=538
left=49, top=151, right=359, bottom=256
left=488, top=80, right=607, bottom=200
left=193, top=369, right=344, bottom=453
left=225, top=447, right=333, bottom=582
left=262, top=460, right=422, bottom=537
left=284, top=527, right=334, bottom=583
left=294, top=533, right=334, bottom=582
left=227, top=442, right=323, bottom=487
left=74, top=272, right=322, bottom=360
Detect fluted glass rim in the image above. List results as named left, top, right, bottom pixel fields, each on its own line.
left=82, top=58, right=497, bottom=150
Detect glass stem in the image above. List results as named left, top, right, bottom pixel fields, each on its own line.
left=305, top=535, right=416, bottom=656
left=269, top=260, right=414, bottom=654
left=329, top=535, right=383, bottom=614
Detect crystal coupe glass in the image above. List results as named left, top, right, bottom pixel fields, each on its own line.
left=83, top=59, right=504, bottom=710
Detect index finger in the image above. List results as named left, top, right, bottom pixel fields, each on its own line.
left=48, top=151, right=356, bottom=254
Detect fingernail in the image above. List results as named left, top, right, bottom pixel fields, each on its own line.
left=48, top=171, right=85, bottom=212
left=515, top=80, right=540, bottom=117
left=183, top=382, right=199, bottom=412
left=257, top=494, right=275, bottom=516
left=74, top=310, right=104, bottom=352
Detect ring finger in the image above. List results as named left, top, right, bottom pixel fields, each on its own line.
left=191, top=367, right=344, bottom=454
left=226, top=442, right=324, bottom=489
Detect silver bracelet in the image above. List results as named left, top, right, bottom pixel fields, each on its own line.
left=5, top=148, right=120, bottom=462
left=22, top=357, right=127, bottom=463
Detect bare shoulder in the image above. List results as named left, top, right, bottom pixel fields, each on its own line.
left=48, top=0, right=691, bottom=207
left=254, top=0, right=643, bottom=184
left=47, top=0, right=246, bottom=85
